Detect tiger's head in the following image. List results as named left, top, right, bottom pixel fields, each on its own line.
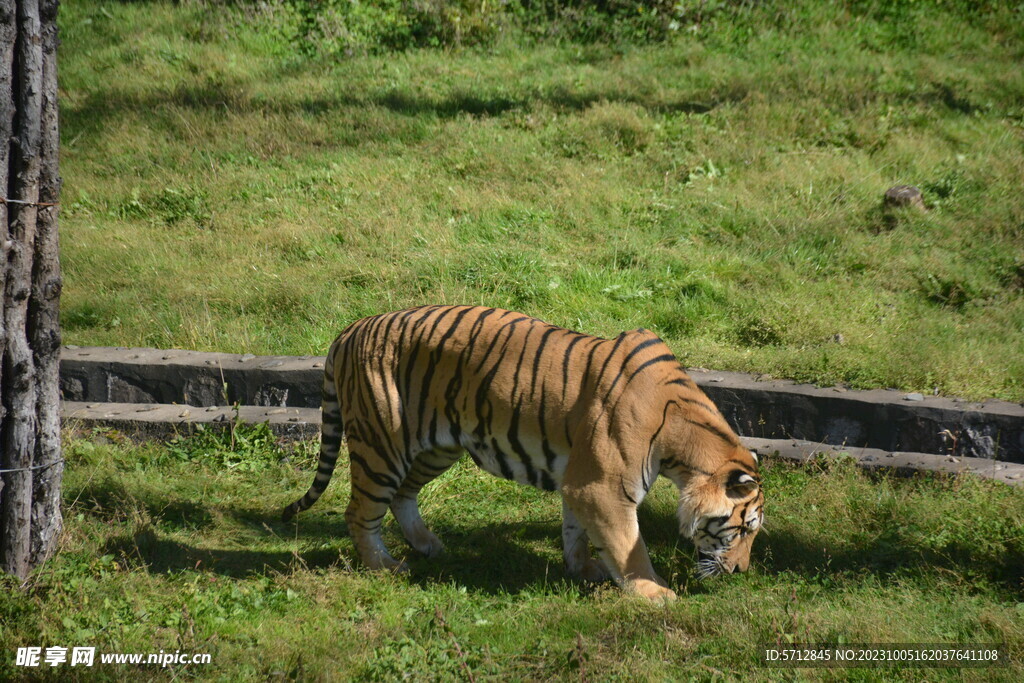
left=676, top=449, right=764, bottom=579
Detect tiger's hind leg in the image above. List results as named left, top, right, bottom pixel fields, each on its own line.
left=345, top=439, right=410, bottom=571
left=391, top=449, right=462, bottom=558
left=561, top=498, right=611, bottom=583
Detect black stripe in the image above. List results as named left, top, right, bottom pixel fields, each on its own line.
left=670, top=396, right=717, bottom=417
left=581, top=335, right=626, bottom=444
left=472, top=314, right=530, bottom=375
left=416, top=459, right=455, bottom=475
left=418, top=306, right=474, bottom=444
left=662, top=456, right=714, bottom=477
left=399, top=306, right=444, bottom=407
left=507, top=399, right=536, bottom=484
left=349, top=451, right=401, bottom=490
left=529, top=326, right=560, bottom=400
left=598, top=336, right=663, bottom=408
left=593, top=333, right=628, bottom=389
left=566, top=338, right=603, bottom=447
left=622, top=336, right=662, bottom=367
left=347, top=518, right=374, bottom=532
left=537, top=383, right=558, bottom=472
left=507, top=323, right=538, bottom=407
left=387, top=308, right=426, bottom=460
left=560, top=333, right=586, bottom=404
left=521, top=453, right=540, bottom=488
left=689, top=419, right=739, bottom=446
left=345, top=316, right=407, bottom=469
left=646, top=400, right=674, bottom=467
left=473, top=319, right=526, bottom=439
left=410, top=306, right=461, bottom=444
left=444, top=308, right=498, bottom=435
left=626, top=353, right=679, bottom=381
left=490, top=439, right=516, bottom=481
left=371, top=311, right=402, bottom=440
left=620, top=478, right=638, bottom=505
left=351, top=482, right=393, bottom=505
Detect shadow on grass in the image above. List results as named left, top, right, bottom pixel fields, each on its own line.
left=100, top=501, right=575, bottom=593
left=81, top=478, right=1024, bottom=595
left=69, top=477, right=216, bottom=531
left=98, top=521, right=578, bottom=596
left=61, top=44, right=996, bottom=156
left=60, top=68, right=742, bottom=151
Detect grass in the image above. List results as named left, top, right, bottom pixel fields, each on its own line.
left=28, top=4, right=1024, bottom=678
left=1, top=426, right=1022, bottom=680
left=56, top=1, right=1024, bottom=401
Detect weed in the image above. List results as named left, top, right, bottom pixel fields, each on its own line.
left=165, top=417, right=286, bottom=472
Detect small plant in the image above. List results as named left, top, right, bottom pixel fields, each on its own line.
left=166, top=414, right=286, bottom=472
left=151, top=187, right=213, bottom=228
left=113, top=186, right=212, bottom=229
left=917, top=272, right=984, bottom=309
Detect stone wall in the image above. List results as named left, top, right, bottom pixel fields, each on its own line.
left=59, top=346, right=1024, bottom=463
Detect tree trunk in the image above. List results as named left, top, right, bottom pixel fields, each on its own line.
left=0, top=0, right=62, bottom=580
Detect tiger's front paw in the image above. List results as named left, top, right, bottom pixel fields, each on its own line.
left=630, top=578, right=677, bottom=602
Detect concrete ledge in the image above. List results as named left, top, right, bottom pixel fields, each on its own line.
left=744, top=438, right=1024, bottom=487
left=59, top=346, right=1024, bottom=462
left=61, top=401, right=1024, bottom=487
left=689, top=368, right=1024, bottom=461
left=60, top=346, right=323, bottom=408
left=63, top=401, right=321, bottom=442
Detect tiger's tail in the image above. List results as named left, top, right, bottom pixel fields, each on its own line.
left=282, top=343, right=343, bottom=523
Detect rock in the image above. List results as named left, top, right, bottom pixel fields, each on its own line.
left=884, top=185, right=926, bottom=211
left=904, top=392, right=925, bottom=401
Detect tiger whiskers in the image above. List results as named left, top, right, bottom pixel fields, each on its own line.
left=695, top=555, right=726, bottom=580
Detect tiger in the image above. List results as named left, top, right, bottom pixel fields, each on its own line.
left=282, top=305, right=763, bottom=600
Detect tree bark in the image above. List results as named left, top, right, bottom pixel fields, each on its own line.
left=0, top=0, right=62, bottom=580
left=29, top=0, right=61, bottom=567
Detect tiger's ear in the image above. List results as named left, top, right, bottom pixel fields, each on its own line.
left=726, top=470, right=759, bottom=499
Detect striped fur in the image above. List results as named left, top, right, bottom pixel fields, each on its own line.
left=282, top=305, right=763, bottom=599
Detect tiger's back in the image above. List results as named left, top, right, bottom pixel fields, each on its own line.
left=282, top=305, right=763, bottom=599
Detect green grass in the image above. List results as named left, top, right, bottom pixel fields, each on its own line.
left=56, top=1, right=1024, bottom=401
left=34, top=5, right=1024, bottom=678
left=2, top=427, right=1022, bottom=680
